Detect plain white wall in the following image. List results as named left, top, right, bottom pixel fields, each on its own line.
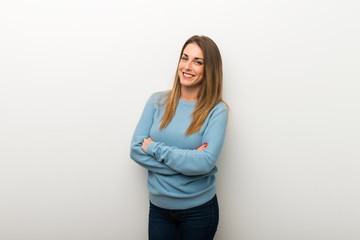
left=1, top=0, right=359, bottom=239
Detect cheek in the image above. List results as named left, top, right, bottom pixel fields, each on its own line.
left=197, top=66, right=204, bottom=76
left=178, top=67, right=183, bottom=76
left=179, top=61, right=187, bottom=67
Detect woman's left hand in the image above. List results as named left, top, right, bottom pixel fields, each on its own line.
left=196, top=143, right=208, bottom=151
left=142, top=137, right=154, bottom=152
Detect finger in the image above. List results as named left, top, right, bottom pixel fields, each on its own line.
left=196, top=144, right=206, bottom=151
left=198, top=143, right=208, bottom=151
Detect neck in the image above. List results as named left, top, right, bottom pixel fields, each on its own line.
left=180, top=85, right=201, bottom=102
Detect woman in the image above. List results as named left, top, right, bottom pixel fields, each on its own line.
left=130, top=35, right=228, bottom=240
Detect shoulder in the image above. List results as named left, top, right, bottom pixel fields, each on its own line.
left=205, top=101, right=229, bottom=123
left=148, top=90, right=169, bottom=105
left=211, top=101, right=229, bottom=115
left=215, top=101, right=228, bottom=111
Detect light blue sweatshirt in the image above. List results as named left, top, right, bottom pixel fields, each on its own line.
left=130, top=91, right=228, bottom=210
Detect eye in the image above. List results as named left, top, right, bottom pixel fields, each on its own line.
left=181, top=57, right=188, bottom=61
left=196, top=61, right=203, bottom=65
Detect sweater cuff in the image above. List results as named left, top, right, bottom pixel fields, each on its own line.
left=145, top=141, right=157, bottom=157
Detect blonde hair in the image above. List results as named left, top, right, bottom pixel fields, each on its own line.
left=160, top=35, right=227, bottom=135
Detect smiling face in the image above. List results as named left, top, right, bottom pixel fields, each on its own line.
left=178, top=43, right=204, bottom=89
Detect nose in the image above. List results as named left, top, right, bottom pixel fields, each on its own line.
left=184, top=61, right=192, bottom=70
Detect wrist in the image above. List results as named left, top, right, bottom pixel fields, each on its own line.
left=145, top=141, right=156, bottom=156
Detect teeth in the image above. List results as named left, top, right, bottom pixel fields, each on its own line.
left=184, top=73, right=194, bottom=77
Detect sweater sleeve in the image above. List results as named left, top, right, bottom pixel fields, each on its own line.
left=145, top=105, right=228, bottom=176
left=130, top=94, right=179, bottom=175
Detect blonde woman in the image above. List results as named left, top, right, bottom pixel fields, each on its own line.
left=130, top=35, right=228, bottom=240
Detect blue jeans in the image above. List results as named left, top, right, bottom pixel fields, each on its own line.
left=148, top=195, right=219, bottom=240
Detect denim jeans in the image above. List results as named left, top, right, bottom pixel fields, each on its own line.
left=148, top=195, right=219, bottom=240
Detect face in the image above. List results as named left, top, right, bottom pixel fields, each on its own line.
left=178, top=43, right=204, bottom=89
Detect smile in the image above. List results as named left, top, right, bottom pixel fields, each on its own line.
left=183, top=72, right=195, bottom=78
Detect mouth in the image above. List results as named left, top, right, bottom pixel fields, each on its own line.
left=183, top=72, right=195, bottom=78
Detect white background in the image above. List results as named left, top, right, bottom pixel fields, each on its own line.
left=1, top=0, right=359, bottom=239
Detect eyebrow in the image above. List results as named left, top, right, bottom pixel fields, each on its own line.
left=183, top=53, right=204, bottom=60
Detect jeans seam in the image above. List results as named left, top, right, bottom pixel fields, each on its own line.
left=212, top=195, right=215, bottom=225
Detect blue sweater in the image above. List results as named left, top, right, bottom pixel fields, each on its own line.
left=130, top=91, right=228, bottom=210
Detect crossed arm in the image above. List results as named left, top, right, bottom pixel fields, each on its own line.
left=130, top=94, right=227, bottom=176
left=142, top=138, right=207, bottom=152
left=141, top=107, right=228, bottom=176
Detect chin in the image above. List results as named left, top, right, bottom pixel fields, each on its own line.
left=180, top=79, right=194, bottom=86
left=181, top=81, right=203, bottom=89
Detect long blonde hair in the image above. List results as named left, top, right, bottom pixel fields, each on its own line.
left=160, top=35, right=227, bottom=135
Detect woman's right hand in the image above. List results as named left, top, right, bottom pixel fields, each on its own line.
left=141, top=137, right=154, bottom=153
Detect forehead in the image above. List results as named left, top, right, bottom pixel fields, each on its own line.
left=183, top=43, right=204, bottom=58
